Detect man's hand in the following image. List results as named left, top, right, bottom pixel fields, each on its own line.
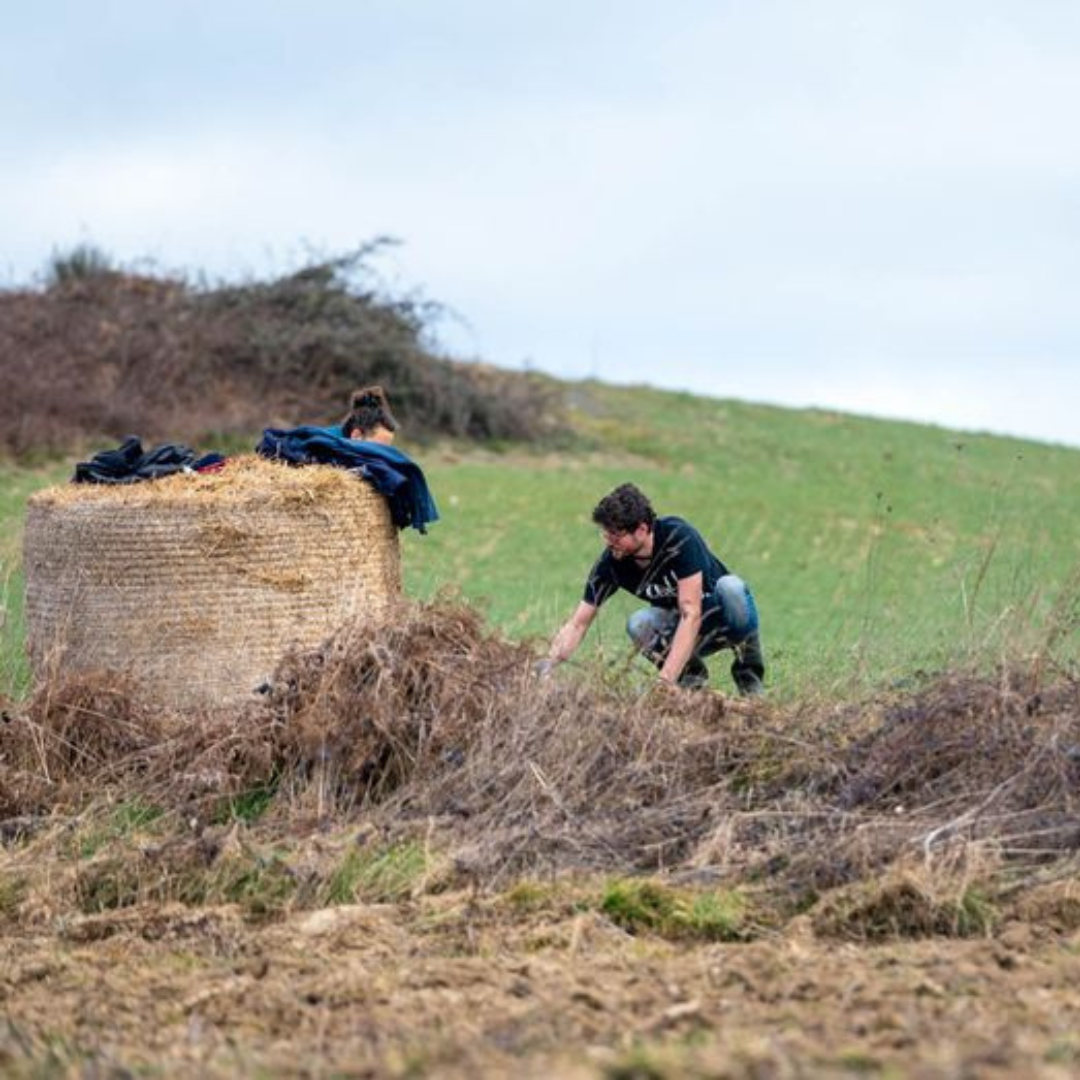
left=648, top=674, right=689, bottom=700
left=542, top=602, right=598, bottom=678
left=535, top=658, right=557, bottom=679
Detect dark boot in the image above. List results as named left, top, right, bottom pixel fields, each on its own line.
left=677, top=656, right=710, bottom=690
left=731, top=633, right=765, bottom=696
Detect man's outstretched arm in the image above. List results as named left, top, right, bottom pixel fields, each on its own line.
left=542, top=601, right=598, bottom=671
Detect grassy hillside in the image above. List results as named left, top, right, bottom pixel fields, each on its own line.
left=400, top=381, right=1079, bottom=696
left=3, top=380, right=1078, bottom=698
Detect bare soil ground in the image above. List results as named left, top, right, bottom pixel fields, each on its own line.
left=4, top=893, right=1080, bottom=1078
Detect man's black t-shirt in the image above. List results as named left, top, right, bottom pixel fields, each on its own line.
left=583, top=517, right=730, bottom=610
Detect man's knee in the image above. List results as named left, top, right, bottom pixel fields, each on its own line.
left=626, top=607, right=676, bottom=652
left=715, top=574, right=758, bottom=638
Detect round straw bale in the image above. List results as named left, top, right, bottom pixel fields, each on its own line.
left=23, top=456, right=402, bottom=710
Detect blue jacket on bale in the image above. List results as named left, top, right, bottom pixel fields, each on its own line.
left=256, top=426, right=439, bottom=534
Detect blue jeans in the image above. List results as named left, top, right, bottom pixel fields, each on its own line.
left=626, top=574, right=764, bottom=694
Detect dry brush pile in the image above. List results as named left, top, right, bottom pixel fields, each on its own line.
left=2, top=598, right=1080, bottom=934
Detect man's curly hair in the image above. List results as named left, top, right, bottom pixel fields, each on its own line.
left=591, top=483, right=656, bottom=533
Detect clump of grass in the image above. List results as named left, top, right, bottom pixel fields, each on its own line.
left=212, top=848, right=298, bottom=918
left=811, top=867, right=1000, bottom=941
left=602, top=1047, right=669, bottom=1080
left=46, top=243, right=114, bottom=286
left=1008, top=878, right=1080, bottom=932
left=63, top=824, right=302, bottom=919
left=600, top=878, right=752, bottom=942
left=74, top=855, right=143, bottom=914
left=72, top=798, right=163, bottom=859
left=833, top=1048, right=886, bottom=1074
left=0, top=1024, right=104, bottom=1076
left=324, top=840, right=429, bottom=905
left=0, top=873, right=27, bottom=919
left=501, top=879, right=568, bottom=914
left=215, top=782, right=278, bottom=825
left=1045, top=1036, right=1080, bottom=1066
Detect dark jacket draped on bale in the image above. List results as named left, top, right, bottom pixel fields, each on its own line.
left=256, top=426, right=439, bottom=533
left=73, top=436, right=225, bottom=484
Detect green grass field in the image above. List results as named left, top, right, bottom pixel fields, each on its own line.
left=402, top=382, right=1080, bottom=696
left=3, top=380, right=1078, bottom=699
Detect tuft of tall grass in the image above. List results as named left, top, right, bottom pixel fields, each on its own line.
left=811, top=864, right=1000, bottom=941
left=324, top=841, right=430, bottom=905
left=599, top=878, right=753, bottom=942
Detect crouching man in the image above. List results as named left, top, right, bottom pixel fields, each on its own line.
left=542, top=483, right=764, bottom=694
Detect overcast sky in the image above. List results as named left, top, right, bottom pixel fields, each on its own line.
left=4, top=2, right=1079, bottom=447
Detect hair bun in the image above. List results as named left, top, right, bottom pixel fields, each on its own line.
left=352, top=385, right=386, bottom=409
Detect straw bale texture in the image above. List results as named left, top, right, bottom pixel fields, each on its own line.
left=23, top=456, right=401, bottom=710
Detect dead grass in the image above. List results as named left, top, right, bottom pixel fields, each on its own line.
left=3, top=609, right=1080, bottom=1076
left=2, top=597, right=1079, bottom=938
left=31, top=453, right=360, bottom=507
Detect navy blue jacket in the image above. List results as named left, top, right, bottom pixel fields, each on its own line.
left=256, top=426, right=439, bottom=533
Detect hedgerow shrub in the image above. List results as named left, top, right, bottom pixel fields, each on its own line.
left=0, top=245, right=565, bottom=457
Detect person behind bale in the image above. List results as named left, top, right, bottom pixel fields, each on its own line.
left=256, top=383, right=438, bottom=533
left=342, top=385, right=397, bottom=445
left=541, top=483, right=765, bottom=694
